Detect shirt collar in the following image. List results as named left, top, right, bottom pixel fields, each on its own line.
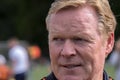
left=103, top=70, right=109, bottom=80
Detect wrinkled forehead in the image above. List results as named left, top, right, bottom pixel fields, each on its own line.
left=48, top=5, right=98, bottom=28
left=47, top=6, right=99, bottom=36
left=48, top=5, right=98, bottom=23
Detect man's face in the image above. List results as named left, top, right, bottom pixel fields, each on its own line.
left=48, top=6, right=108, bottom=80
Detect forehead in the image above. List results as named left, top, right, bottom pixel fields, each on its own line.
left=48, top=6, right=98, bottom=32
left=50, top=6, right=97, bottom=20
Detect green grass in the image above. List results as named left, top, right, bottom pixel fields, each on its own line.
left=27, top=64, right=50, bottom=80
left=105, top=62, right=115, bottom=79
left=27, top=62, right=115, bottom=80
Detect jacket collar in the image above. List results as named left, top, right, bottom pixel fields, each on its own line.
left=103, top=70, right=109, bottom=80
left=46, top=72, right=57, bottom=80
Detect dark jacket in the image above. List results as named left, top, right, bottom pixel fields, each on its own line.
left=41, top=71, right=113, bottom=80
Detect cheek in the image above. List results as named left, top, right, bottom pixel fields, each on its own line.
left=77, top=45, right=95, bottom=61
left=49, top=43, right=61, bottom=61
left=77, top=43, right=105, bottom=66
left=90, top=44, right=106, bottom=72
left=49, top=44, right=62, bottom=72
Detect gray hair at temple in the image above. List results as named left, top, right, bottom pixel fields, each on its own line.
left=46, top=0, right=116, bottom=38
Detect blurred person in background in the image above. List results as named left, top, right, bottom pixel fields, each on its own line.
left=28, top=45, right=41, bottom=63
left=28, top=44, right=42, bottom=70
left=8, top=37, right=30, bottom=80
left=109, top=38, right=120, bottom=80
left=41, top=0, right=116, bottom=80
left=0, top=54, right=12, bottom=80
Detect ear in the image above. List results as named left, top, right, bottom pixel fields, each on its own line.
left=105, top=32, right=114, bottom=57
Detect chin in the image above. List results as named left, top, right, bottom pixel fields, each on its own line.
left=55, top=67, right=90, bottom=80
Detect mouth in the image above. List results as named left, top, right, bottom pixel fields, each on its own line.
left=61, top=64, right=83, bottom=69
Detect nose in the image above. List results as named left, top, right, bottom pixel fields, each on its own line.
left=61, top=40, right=76, bottom=57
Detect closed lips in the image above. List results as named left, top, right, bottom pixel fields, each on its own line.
left=61, top=64, right=83, bottom=69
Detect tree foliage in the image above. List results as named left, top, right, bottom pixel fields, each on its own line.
left=109, top=0, right=120, bottom=40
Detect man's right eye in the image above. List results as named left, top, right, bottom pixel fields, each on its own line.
left=53, top=38, right=64, bottom=42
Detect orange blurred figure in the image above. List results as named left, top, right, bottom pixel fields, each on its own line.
left=0, top=65, right=11, bottom=80
left=0, top=55, right=11, bottom=80
left=29, top=45, right=41, bottom=60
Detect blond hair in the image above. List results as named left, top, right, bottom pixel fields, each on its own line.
left=46, top=0, right=116, bottom=37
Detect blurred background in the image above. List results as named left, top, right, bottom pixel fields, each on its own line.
left=0, top=0, right=120, bottom=80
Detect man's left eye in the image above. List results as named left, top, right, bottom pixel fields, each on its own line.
left=73, top=38, right=86, bottom=41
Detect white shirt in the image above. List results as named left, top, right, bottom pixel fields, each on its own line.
left=109, top=51, right=120, bottom=80
left=109, top=51, right=120, bottom=66
left=9, top=45, right=29, bottom=74
left=0, top=55, right=6, bottom=65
